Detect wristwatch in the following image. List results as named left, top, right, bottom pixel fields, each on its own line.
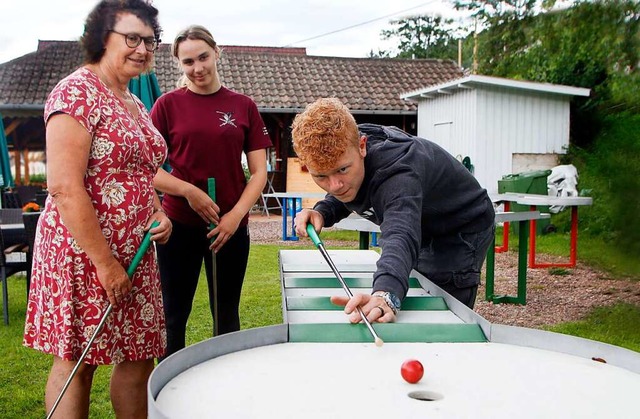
left=372, top=291, right=401, bottom=315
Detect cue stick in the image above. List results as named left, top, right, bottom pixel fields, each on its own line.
left=47, top=221, right=159, bottom=419
left=208, top=178, right=220, bottom=337
left=306, top=224, right=383, bottom=347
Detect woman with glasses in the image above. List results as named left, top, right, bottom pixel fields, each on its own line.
left=151, top=25, right=271, bottom=359
left=23, top=1, right=171, bottom=417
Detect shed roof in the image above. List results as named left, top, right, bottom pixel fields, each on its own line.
left=401, top=74, right=591, bottom=100
left=0, top=40, right=465, bottom=116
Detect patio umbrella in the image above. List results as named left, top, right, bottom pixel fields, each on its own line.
left=128, top=70, right=171, bottom=171
left=128, top=70, right=162, bottom=111
left=0, top=114, right=15, bottom=188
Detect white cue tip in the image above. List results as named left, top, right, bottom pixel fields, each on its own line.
left=375, top=337, right=384, bottom=347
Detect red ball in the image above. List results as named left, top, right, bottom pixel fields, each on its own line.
left=400, top=359, right=424, bottom=384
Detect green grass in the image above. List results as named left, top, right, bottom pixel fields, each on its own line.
left=1, top=228, right=639, bottom=417
left=544, top=303, right=640, bottom=353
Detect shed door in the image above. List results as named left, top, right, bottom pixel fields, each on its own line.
left=434, top=121, right=452, bottom=147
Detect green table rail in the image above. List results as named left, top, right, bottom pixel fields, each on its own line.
left=289, top=322, right=487, bottom=343
left=286, top=295, right=449, bottom=311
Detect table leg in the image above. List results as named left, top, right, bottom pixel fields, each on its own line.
left=495, top=201, right=510, bottom=253
left=516, top=219, right=528, bottom=304
left=528, top=204, right=538, bottom=267
left=281, top=198, right=289, bottom=241
left=569, top=206, right=578, bottom=266
left=487, top=219, right=529, bottom=305
left=358, top=232, right=369, bottom=250
left=290, top=198, right=299, bottom=241
left=485, top=234, right=496, bottom=302
left=529, top=205, right=578, bottom=269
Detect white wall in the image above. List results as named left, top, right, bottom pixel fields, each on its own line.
left=416, top=86, right=571, bottom=194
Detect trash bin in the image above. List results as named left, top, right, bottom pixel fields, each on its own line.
left=498, top=170, right=552, bottom=234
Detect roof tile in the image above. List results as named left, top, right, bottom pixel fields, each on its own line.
left=0, top=40, right=464, bottom=113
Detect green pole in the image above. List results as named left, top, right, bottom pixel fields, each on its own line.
left=207, top=178, right=219, bottom=336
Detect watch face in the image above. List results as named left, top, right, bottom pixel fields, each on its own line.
left=389, top=293, right=401, bottom=309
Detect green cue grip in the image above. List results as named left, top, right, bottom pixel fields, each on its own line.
left=208, top=178, right=217, bottom=242
left=126, top=220, right=159, bottom=277
left=306, top=223, right=323, bottom=247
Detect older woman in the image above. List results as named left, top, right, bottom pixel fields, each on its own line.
left=22, top=1, right=171, bottom=417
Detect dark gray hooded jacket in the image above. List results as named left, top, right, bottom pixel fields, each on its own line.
left=314, top=124, right=494, bottom=299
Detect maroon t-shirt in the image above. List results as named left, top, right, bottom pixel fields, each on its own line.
left=151, top=86, right=272, bottom=226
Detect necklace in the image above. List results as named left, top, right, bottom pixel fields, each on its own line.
left=88, top=65, right=142, bottom=131
left=110, top=86, right=139, bottom=120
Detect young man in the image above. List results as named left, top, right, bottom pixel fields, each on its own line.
left=292, top=98, right=495, bottom=323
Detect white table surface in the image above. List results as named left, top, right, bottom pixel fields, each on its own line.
left=334, top=214, right=380, bottom=233
left=262, top=192, right=327, bottom=199
left=490, top=192, right=593, bottom=207
left=516, top=195, right=593, bottom=206
left=156, top=341, right=640, bottom=419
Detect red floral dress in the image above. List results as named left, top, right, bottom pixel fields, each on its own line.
left=23, top=67, right=168, bottom=364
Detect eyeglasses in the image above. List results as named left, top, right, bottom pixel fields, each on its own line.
left=109, top=30, right=158, bottom=52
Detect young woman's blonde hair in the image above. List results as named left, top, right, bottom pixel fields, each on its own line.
left=291, top=98, right=360, bottom=172
left=172, top=25, right=221, bottom=88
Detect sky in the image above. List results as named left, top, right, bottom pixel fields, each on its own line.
left=0, top=0, right=465, bottom=64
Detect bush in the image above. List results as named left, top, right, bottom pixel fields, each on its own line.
left=569, top=112, right=640, bottom=256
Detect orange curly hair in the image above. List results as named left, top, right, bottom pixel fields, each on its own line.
left=291, top=98, right=360, bottom=172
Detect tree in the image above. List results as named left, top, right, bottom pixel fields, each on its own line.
left=377, top=14, right=462, bottom=60
left=453, top=0, right=544, bottom=75
left=452, top=0, right=640, bottom=145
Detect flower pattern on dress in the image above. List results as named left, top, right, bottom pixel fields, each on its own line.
left=92, top=136, right=115, bottom=160
left=101, top=179, right=128, bottom=208
left=23, top=67, right=168, bottom=364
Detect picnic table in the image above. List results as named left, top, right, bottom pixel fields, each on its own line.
left=491, top=193, right=593, bottom=269
left=517, top=195, right=592, bottom=268
left=260, top=192, right=326, bottom=241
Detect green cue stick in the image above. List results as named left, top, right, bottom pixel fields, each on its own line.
left=208, top=178, right=220, bottom=337
left=306, top=223, right=383, bottom=347
left=47, top=221, right=160, bottom=419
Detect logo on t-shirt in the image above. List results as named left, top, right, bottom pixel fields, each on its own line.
left=217, top=111, right=237, bottom=128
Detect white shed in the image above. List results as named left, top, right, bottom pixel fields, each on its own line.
left=400, top=75, right=590, bottom=194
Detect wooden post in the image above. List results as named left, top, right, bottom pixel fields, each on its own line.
left=13, top=150, right=21, bottom=185
left=23, top=149, right=30, bottom=185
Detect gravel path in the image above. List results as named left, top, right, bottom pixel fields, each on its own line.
left=248, top=216, right=640, bottom=330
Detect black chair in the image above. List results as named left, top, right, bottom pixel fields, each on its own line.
left=35, top=191, right=48, bottom=207
left=0, top=224, right=29, bottom=325
left=2, top=190, right=22, bottom=209
left=0, top=208, right=25, bottom=225
left=16, top=185, right=43, bottom=207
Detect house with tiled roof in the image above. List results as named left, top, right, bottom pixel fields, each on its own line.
left=0, top=40, right=463, bottom=188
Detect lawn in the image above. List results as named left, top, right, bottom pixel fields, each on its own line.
left=1, top=229, right=638, bottom=418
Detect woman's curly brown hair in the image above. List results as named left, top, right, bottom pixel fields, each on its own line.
left=291, top=98, right=360, bottom=172
left=80, top=0, right=162, bottom=64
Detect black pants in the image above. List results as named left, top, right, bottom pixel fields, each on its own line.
left=157, top=219, right=250, bottom=359
left=416, top=224, right=495, bottom=309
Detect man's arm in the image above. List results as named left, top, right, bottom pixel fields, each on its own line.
left=369, top=168, right=423, bottom=301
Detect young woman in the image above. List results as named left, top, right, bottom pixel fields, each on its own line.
left=151, top=25, right=271, bottom=359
